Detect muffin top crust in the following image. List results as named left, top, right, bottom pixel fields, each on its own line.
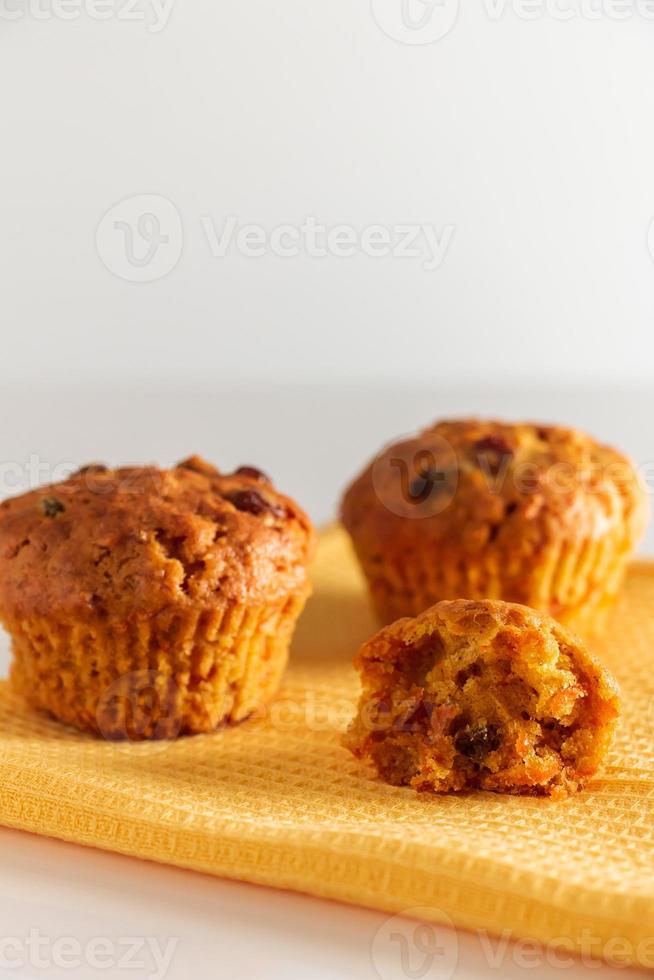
left=0, top=457, right=315, bottom=621
left=341, top=418, right=648, bottom=567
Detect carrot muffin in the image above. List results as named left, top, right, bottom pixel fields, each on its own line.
left=0, top=457, right=315, bottom=739
left=344, top=599, right=620, bottom=798
left=341, top=419, right=648, bottom=634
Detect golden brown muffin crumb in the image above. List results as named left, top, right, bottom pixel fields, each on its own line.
left=344, top=599, right=620, bottom=798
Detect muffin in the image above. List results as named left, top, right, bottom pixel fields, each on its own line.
left=0, top=456, right=315, bottom=739
left=344, top=599, right=620, bottom=798
left=341, top=419, right=649, bottom=634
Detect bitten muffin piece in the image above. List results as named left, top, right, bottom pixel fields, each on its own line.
left=0, top=457, right=315, bottom=739
left=341, top=419, right=649, bottom=634
left=344, top=600, right=620, bottom=798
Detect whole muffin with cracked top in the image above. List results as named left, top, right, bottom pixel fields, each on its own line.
left=344, top=598, right=620, bottom=798
left=0, top=456, right=315, bottom=738
left=341, top=419, right=649, bottom=634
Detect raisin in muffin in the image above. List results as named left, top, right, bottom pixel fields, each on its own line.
left=341, top=419, right=648, bottom=634
left=0, top=457, right=315, bottom=739
left=344, top=599, right=620, bottom=798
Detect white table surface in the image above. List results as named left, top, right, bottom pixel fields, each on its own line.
left=0, top=382, right=651, bottom=980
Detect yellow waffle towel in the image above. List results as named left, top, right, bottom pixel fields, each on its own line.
left=0, top=526, right=653, bottom=966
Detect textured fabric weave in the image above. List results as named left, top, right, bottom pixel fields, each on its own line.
left=0, top=526, right=653, bottom=965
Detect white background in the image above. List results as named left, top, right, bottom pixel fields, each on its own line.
left=1, top=1, right=654, bottom=386
left=1, top=2, right=654, bottom=978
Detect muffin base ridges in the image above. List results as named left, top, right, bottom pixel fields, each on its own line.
left=8, top=589, right=310, bottom=739
left=356, top=532, right=632, bottom=637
